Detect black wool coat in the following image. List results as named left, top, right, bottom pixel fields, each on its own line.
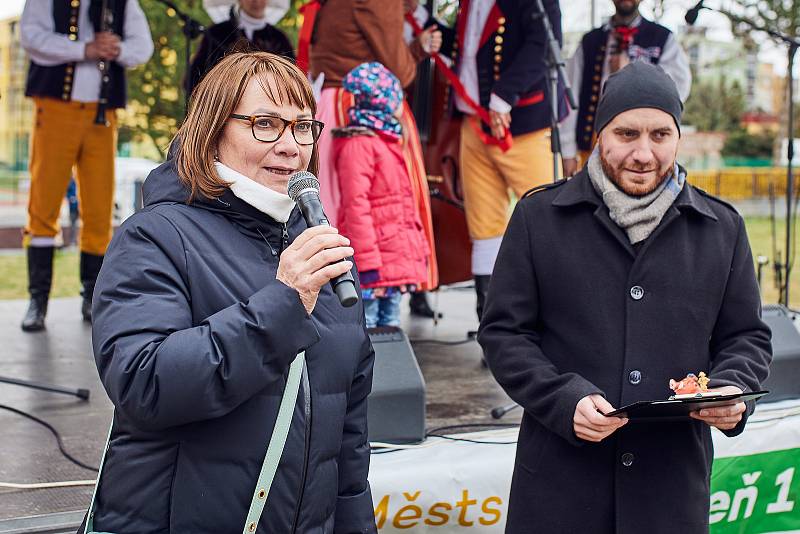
left=85, top=160, right=377, bottom=533
left=478, top=168, right=772, bottom=534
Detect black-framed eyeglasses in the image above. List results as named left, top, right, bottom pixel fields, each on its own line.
left=229, top=114, right=324, bottom=145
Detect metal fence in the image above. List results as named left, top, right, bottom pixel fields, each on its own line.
left=689, top=168, right=790, bottom=200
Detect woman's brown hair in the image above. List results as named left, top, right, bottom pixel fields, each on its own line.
left=173, top=52, right=319, bottom=201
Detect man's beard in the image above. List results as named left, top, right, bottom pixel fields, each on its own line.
left=615, top=0, right=640, bottom=17
left=600, top=152, right=673, bottom=197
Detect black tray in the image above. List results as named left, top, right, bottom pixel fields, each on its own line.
left=603, top=391, right=769, bottom=419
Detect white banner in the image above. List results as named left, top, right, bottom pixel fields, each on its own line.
left=368, top=400, right=800, bottom=533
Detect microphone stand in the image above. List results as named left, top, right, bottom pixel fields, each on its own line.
left=0, top=375, right=90, bottom=400
left=151, top=0, right=206, bottom=114
left=531, top=0, right=578, bottom=182
left=695, top=6, right=799, bottom=306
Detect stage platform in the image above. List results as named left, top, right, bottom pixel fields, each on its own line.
left=0, top=287, right=516, bottom=532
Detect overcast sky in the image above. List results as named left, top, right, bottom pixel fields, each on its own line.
left=0, top=0, right=785, bottom=71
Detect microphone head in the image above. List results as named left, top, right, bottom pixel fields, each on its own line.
left=287, top=171, right=320, bottom=201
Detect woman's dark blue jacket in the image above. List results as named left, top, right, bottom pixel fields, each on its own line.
left=87, top=159, right=377, bottom=534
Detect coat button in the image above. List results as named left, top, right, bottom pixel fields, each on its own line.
left=630, top=285, right=644, bottom=300
left=629, top=370, right=642, bottom=385
left=621, top=453, right=634, bottom=467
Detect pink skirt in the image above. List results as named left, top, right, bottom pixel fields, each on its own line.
left=315, top=87, right=346, bottom=226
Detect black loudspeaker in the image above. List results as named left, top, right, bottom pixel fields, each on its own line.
left=367, top=326, right=426, bottom=444
left=761, top=305, right=800, bottom=402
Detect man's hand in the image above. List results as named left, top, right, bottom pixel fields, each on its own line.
left=562, top=157, right=578, bottom=177
left=85, top=31, right=121, bottom=61
left=689, top=386, right=746, bottom=430
left=574, top=394, right=628, bottom=442
left=489, top=109, right=511, bottom=140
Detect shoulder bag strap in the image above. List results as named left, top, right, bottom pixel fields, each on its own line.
left=242, top=351, right=306, bottom=533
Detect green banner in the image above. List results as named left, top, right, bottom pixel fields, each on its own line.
left=710, top=448, right=799, bottom=533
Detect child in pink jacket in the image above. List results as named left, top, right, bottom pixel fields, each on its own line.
left=333, top=62, right=429, bottom=328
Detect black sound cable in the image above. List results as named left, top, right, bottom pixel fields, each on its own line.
left=0, top=403, right=99, bottom=472
left=370, top=422, right=519, bottom=454
left=409, top=337, right=476, bottom=346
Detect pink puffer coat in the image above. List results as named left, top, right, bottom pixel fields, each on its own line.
left=333, top=127, right=429, bottom=288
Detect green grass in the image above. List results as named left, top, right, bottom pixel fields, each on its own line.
left=744, top=217, right=799, bottom=306
left=0, top=248, right=81, bottom=300
left=0, top=218, right=797, bottom=304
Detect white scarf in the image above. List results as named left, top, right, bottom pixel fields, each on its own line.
left=237, top=9, right=268, bottom=40
left=214, top=162, right=295, bottom=223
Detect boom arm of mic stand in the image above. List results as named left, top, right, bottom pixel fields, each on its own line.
left=150, top=0, right=206, bottom=113
left=532, top=0, right=578, bottom=111
left=151, top=0, right=206, bottom=38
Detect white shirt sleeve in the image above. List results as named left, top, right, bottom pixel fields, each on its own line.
left=658, top=33, right=692, bottom=103
left=116, top=0, right=154, bottom=68
left=560, top=43, right=584, bottom=159
left=489, top=93, right=512, bottom=113
left=20, top=0, right=86, bottom=65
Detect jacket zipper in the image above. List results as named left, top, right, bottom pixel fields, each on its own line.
left=279, top=222, right=311, bottom=533
left=281, top=223, right=289, bottom=253
left=290, top=362, right=312, bottom=533
left=256, top=222, right=310, bottom=532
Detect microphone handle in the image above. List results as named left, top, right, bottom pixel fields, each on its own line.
left=296, top=192, right=359, bottom=307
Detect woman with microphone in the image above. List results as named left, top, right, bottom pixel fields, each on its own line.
left=82, top=52, right=376, bottom=533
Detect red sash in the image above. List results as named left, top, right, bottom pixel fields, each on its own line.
left=405, top=12, right=512, bottom=152
left=297, top=1, right=322, bottom=74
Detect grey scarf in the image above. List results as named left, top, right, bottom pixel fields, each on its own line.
left=587, top=147, right=685, bottom=244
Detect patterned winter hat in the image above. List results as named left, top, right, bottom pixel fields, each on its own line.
left=342, top=62, right=404, bottom=139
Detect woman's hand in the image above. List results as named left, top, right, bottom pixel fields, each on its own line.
left=276, top=226, right=354, bottom=314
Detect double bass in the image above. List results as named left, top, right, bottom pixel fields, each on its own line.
left=407, top=1, right=472, bottom=286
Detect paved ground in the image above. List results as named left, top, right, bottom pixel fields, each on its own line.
left=0, top=287, right=515, bottom=528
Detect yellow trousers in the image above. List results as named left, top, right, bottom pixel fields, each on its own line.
left=26, top=97, right=116, bottom=255
left=460, top=118, right=555, bottom=240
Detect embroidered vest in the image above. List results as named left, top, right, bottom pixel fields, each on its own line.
left=25, top=0, right=128, bottom=108
left=575, top=18, right=671, bottom=151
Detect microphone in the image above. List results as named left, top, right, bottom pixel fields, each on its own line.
left=685, top=0, right=704, bottom=25
left=287, top=171, right=359, bottom=308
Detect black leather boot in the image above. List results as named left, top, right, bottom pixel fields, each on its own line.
left=409, top=291, right=443, bottom=319
left=474, top=275, right=491, bottom=321
left=80, top=252, right=104, bottom=323
left=21, top=246, right=54, bottom=332
left=474, top=275, right=492, bottom=367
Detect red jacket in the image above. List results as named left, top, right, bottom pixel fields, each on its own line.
left=333, top=128, right=429, bottom=288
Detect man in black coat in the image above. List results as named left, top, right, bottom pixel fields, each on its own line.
left=478, top=62, right=772, bottom=533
